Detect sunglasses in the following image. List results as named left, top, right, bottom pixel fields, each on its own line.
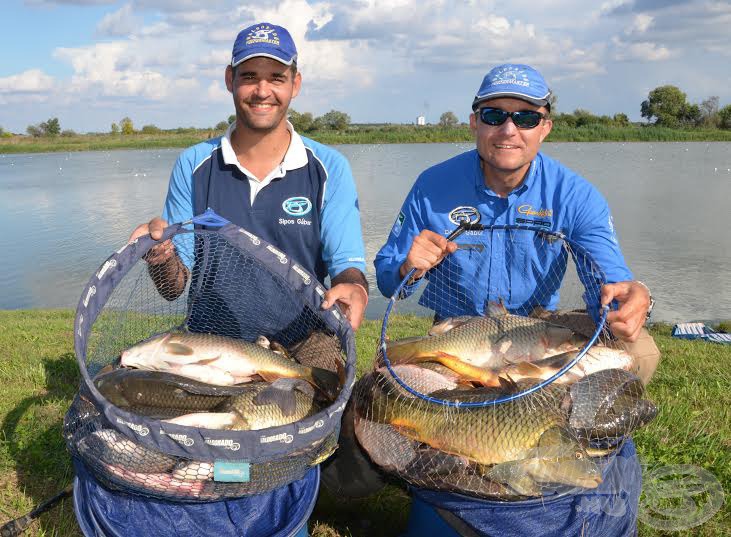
left=477, top=107, right=545, bottom=129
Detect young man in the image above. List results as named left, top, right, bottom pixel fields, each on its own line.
left=373, top=63, right=660, bottom=535
left=73, top=23, right=367, bottom=537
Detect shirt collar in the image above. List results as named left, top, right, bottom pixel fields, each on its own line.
left=221, top=121, right=308, bottom=174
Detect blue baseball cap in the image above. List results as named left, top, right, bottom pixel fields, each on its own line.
left=231, top=22, right=298, bottom=67
left=472, top=64, right=551, bottom=111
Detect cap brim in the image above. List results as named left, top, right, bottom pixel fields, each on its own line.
left=231, top=51, right=296, bottom=68
left=472, top=92, right=550, bottom=110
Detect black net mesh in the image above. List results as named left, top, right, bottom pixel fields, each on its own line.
left=354, top=226, right=657, bottom=500
left=64, top=225, right=352, bottom=502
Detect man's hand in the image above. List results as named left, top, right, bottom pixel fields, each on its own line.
left=601, top=281, right=651, bottom=342
left=399, top=230, right=459, bottom=280
left=321, top=283, right=368, bottom=330
left=129, top=217, right=172, bottom=265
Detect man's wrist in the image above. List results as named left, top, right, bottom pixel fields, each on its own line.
left=636, top=280, right=654, bottom=319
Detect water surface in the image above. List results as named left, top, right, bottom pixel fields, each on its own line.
left=1, top=142, right=729, bottom=323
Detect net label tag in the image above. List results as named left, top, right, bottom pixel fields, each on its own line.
left=213, top=461, right=250, bottom=482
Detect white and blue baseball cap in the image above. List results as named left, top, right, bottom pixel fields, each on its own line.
left=472, top=64, right=552, bottom=111
left=231, top=23, right=298, bottom=67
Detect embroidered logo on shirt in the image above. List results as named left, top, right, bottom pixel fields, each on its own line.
left=518, top=204, right=553, bottom=218
left=448, top=206, right=481, bottom=226
left=391, top=211, right=405, bottom=237
left=282, top=196, right=312, bottom=216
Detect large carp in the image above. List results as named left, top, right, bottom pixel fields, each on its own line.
left=120, top=331, right=339, bottom=400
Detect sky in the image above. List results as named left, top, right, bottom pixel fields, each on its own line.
left=1, top=0, right=730, bottom=133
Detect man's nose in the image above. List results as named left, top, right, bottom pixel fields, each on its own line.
left=253, top=80, right=270, bottom=97
left=497, top=115, right=519, bottom=133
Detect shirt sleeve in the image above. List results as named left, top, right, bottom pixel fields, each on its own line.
left=319, top=155, right=367, bottom=280
left=374, top=181, right=427, bottom=298
left=570, top=185, right=633, bottom=284
left=161, top=151, right=195, bottom=267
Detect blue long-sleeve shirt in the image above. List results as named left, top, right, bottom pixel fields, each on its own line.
left=374, top=150, right=632, bottom=319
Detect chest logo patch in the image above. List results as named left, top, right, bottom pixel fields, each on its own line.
left=282, top=197, right=312, bottom=216
left=449, top=206, right=481, bottom=226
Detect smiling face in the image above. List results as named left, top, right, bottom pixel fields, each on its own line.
left=225, top=57, right=301, bottom=134
left=469, top=97, right=552, bottom=195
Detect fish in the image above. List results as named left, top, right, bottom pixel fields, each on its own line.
left=164, top=380, right=320, bottom=431
left=288, top=330, right=345, bottom=375
left=93, top=368, right=254, bottom=417
left=568, top=369, right=657, bottom=441
left=357, top=372, right=601, bottom=495
left=384, top=306, right=584, bottom=373
left=376, top=364, right=460, bottom=397
left=475, top=346, right=637, bottom=388
left=120, top=331, right=340, bottom=400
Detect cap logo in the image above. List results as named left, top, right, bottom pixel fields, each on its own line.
left=247, top=25, right=279, bottom=46
left=492, top=66, right=530, bottom=87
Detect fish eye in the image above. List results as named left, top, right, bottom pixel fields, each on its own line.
left=575, top=451, right=584, bottom=459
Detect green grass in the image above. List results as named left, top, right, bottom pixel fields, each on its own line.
left=0, top=312, right=728, bottom=536
left=2, top=124, right=731, bottom=154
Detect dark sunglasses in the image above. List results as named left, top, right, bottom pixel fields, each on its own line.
left=478, top=107, right=545, bottom=129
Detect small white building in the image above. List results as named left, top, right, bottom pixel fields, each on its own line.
left=416, top=116, right=426, bottom=126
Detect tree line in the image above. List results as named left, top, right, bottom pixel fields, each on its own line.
left=3, top=84, right=730, bottom=138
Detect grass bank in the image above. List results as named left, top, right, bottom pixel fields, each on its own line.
left=2, top=125, right=731, bottom=154
left=0, top=310, right=728, bottom=536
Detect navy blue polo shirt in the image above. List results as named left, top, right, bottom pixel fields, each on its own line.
left=374, top=150, right=632, bottom=318
left=162, top=123, right=366, bottom=284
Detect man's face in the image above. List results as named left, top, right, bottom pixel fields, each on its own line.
left=225, top=57, right=301, bottom=132
left=469, top=97, right=552, bottom=177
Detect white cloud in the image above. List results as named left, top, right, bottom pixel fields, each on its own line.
left=206, top=80, right=230, bottom=103
left=0, top=69, right=55, bottom=94
left=612, top=38, right=672, bottom=61
left=626, top=13, right=653, bottom=34
left=96, top=3, right=141, bottom=37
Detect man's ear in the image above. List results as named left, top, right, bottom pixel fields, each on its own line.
left=225, top=65, right=234, bottom=93
left=469, top=112, right=477, bottom=135
left=291, top=71, right=302, bottom=99
left=538, top=118, right=553, bottom=143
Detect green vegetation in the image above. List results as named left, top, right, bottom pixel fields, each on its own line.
left=0, top=311, right=728, bottom=536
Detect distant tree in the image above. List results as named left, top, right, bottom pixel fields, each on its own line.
left=215, top=121, right=228, bottom=131
left=61, top=129, right=76, bottom=137
left=699, top=96, right=720, bottom=128
left=613, top=113, right=630, bottom=126
left=120, top=117, right=135, bottom=135
left=111, top=122, right=120, bottom=135
left=719, top=105, right=731, bottom=129
left=573, top=108, right=597, bottom=127
left=26, top=124, right=42, bottom=137
left=681, top=103, right=701, bottom=126
left=289, top=110, right=315, bottom=132
left=228, top=115, right=236, bottom=124
left=640, top=85, right=690, bottom=127
left=439, top=111, right=459, bottom=128
left=39, top=117, right=61, bottom=136
left=0, top=126, right=4, bottom=136
left=320, top=110, right=350, bottom=131
left=140, top=124, right=161, bottom=134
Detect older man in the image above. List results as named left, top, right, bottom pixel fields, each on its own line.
left=373, top=63, right=659, bottom=536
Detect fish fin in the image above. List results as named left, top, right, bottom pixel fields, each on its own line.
left=253, top=382, right=301, bottom=417
left=389, top=421, right=425, bottom=445
left=497, top=375, right=519, bottom=392
left=164, top=342, right=196, bottom=356
left=270, top=340, right=293, bottom=360
left=309, top=367, right=340, bottom=401
left=486, top=300, right=509, bottom=317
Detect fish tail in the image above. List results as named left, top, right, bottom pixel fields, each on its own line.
left=432, top=352, right=502, bottom=387
left=384, top=338, right=430, bottom=363
left=309, top=367, right=340, bottom=401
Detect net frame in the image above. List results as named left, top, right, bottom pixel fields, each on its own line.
left=67, top=211, right=356, bottom=500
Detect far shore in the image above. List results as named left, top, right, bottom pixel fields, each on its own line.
left=2, top=124, right=731, bottom=154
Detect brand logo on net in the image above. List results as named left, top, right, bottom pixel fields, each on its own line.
left=205, top=438, right=241, bottom=451
left=449, top=206, right=481, bottom=225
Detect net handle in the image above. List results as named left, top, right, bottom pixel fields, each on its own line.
left=379, top=223, right=608, bottom=408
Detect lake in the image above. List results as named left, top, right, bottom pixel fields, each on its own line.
left=1, top=142, right=729, bottom=323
